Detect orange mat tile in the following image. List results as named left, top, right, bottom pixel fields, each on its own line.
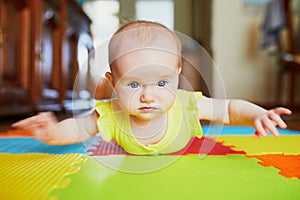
left=248, top=154, right=300, bottom=179
left=0, top=129, right=33, bottom=137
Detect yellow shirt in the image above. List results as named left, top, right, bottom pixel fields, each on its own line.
left=94, top=89, right=203, bottom=155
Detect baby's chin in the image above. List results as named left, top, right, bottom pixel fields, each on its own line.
left=130, top=111, right=167, bottom=122
left=132, top=113, right=161, bottom=121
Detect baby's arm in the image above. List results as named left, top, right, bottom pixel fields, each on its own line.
left=198, top=96, right=292, bottom=137
left=12, top=111, right=98, bottom=145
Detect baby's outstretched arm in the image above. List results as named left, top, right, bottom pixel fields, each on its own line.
left=12, top=112, right=98, bottom=145
left=198, top=96, right=292, bottom=137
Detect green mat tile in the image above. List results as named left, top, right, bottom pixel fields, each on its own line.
left=51, top=155, right=300, bottom=200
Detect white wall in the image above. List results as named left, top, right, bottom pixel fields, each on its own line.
left=212, top=0, right=278, bottom=104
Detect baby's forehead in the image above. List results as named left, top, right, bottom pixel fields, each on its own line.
left=109, top=27, right=180, bottom=64
left=111, top=49, right=179, bottom=75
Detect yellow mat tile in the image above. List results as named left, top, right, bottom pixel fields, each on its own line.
left=216, top=135, right=300, bottom=155
left=0, top=153, right=86, bottom=200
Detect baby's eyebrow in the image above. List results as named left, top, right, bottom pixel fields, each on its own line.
left=120, top=76, right=140, bottom=81
left=122, top=74, right=173, bottom=81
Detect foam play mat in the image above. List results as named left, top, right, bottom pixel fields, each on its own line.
left=0, top=126, right=299, bottom=200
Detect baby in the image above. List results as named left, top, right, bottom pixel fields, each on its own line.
left=12, top=20, right=292, bottom=155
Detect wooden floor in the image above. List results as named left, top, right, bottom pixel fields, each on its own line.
left=1, top=109, right=300, bottom=133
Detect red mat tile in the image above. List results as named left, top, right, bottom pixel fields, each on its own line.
left=171, top=136, right=246, bottom=155
left=88, top=136, right=246, bottom=156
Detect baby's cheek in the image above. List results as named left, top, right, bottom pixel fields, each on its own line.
left=162, top=93, right=176, bottom=110
left=119, top=98, right=130, bottom=110
left=119, top=95, right=138, bottom=111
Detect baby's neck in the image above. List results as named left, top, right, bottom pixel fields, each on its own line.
left=130, top=114, right=167, bottom=146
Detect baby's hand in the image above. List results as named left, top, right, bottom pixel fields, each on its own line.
left=12, top=112, right=58, bottom=143
left=253, top=107, right=292, bottom=138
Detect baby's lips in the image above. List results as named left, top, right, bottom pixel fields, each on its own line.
left=138, top=107, right=158, bottom=112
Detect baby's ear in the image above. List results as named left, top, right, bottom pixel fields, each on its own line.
left=105, top=72, right=113, bottom=85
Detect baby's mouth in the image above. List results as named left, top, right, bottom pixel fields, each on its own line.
left=138, top=106, right=158, bottom=113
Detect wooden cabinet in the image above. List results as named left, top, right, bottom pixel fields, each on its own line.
left=0, top=0, right=93, bottom=116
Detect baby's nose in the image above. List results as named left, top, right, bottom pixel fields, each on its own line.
left=140, top=85, right=156, bottom=103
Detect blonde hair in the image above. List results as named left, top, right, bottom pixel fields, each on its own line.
left=109, top=20, right=182, bottom=69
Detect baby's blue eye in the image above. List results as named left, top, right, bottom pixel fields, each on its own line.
left=157, top=80, right=167, bottom=87
left=128, top=82, right=140, bottom=88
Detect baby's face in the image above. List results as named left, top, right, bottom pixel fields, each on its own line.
left=111, top=49, right=180, bottom=121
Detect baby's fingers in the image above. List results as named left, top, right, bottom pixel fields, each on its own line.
left=272, top=107, right=292, bottom=115
left=12, top=112, right=57, bottom=129
left=268, top=111, right=287, bottom=129
left=262, top=118, right=280, bottom=136
left=254, top=120, right=267, bottom=136
left=254, top=118, right=280, bottom=137
left=12, top=115, right=41, bottom=128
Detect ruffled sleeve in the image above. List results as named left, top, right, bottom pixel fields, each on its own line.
left=176, top=89, right=203, bottom=138
left=94, top=100, right=114, bottom=142
left=190, top=91, right=203, bottom=137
